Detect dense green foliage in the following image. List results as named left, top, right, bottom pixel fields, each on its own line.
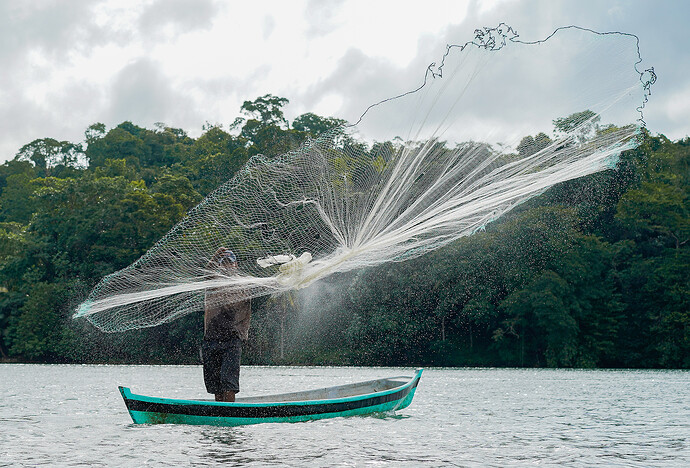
left=0, top=96, right=687, bottom=368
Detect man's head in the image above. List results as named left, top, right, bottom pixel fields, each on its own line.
left=217, top=249, right=237, bottom=268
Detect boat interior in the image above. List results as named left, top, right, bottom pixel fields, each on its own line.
left=222, top=376, right=412, bottom=403
left=234, top=376, right=410, bottom=403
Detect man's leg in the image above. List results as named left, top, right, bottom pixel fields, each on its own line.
left=201, top=340, right=223, bottom=396
left=217, top=338, right=242, bottom=402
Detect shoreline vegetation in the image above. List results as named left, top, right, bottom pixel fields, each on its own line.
left=0, top=96, right=688, bottom=368
left=3, top=360, right=689, bottom=371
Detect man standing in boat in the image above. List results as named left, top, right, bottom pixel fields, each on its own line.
left=201, top=247, right=251, bottom=402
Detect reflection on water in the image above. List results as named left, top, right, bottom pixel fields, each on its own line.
left=366, top=411, right=410, bottom=421
left=1, top=365, right=688, bottom=467
left=197, top=427, right=258, bottom=465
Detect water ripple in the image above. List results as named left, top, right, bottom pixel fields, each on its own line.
left=0, top=365, right=688, bottom=467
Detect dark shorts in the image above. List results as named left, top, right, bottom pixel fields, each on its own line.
left=200, top=338, right=242, bottom=394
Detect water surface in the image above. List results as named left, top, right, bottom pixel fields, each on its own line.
left=1, top=365, right=688, bottom=467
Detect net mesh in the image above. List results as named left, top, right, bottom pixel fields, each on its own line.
left=74, top=25, right=654, bottom=332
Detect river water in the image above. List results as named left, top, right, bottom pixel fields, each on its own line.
left=1, top=365, right=688, bottom=467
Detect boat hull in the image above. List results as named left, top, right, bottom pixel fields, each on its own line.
left=119, top=369, right=422, bottom=426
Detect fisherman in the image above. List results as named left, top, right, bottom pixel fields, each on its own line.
left=201, top=247, right=251, bottom=402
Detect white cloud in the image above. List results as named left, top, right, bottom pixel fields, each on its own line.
left=0, top=0, right=688, bottom=162
left=662, top=86, right=690, bottom=138
left=139, top=0, right=218, bottom=38
left=665, top=87, right=690, bottom=121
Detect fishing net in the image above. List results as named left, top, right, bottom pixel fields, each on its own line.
left=74, top=25, right=654, bottom=332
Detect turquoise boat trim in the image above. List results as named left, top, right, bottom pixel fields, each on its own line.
left=119, top=369, right=422, bottom=426
left=127, top=392, right=417, bottom=426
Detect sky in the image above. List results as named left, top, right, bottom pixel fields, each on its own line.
left=1, top=0, right=688, bottom=162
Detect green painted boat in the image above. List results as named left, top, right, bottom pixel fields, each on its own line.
left=119, top=369, right=423, bottom=426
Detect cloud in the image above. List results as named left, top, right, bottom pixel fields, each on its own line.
left=302, top=21, right=653, bottom=149
left=462, top=0, right=690, bottom=139
left=262, top=15, right=276, bottom=40
left=0, top=0, right=107, bottom=89
left=107, top=58, right=201, bottom=129
left=304, top=0, right=345, bottom=38
left=312, top=0, right=689, bottom=143
left=0, top=1, right=132, bottom=159
left=661, top=86, right=690, bottom=138
left=0, top=1, right=98, bottom=61
left=139, top=0, right=218, bottom=38
left=0, top=78, right=101, bottom=160
left=297, top=48, right=405, bottom=124
left=0, top=0, right=688, bottom=163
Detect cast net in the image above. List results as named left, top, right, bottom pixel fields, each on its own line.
left=74, top=25, right=654, bottom=332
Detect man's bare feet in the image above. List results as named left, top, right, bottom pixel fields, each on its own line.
left=215, top=391, right=236, bottom=402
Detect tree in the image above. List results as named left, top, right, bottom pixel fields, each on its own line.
left=292, top=113, right=347, bottom=136
left=646, top=251, right=690, bottom=367
left=185, top=125, right=249, bottom=194
left=86, top=125, right=148, bottom=169
left=0, top=222, right=35, bottom=357
left=616, top=136, right=689, bottom=249
left=0, top=160, right=35, bottom=193
left=552, top=110, right=601, bottom=146
left=232, top=96, right=313, bottom=156
left=239, top=94, right=290, bottom=128
left=516, top=132, right=552, bottom=157
left=553, top=235, right=623, bottom=367
left=618, top=182, right=689, bottom=249
left=85, top=123, right=106, bottom=145
left=0, top=173, right=38, bottom=223
left=15, top=138, right=83, bottom=177
left=6, top=282, right=70, bottom=360
left=151, top=173, right=201, bottom=211
left=496, top=271, right=578, bottom=367
left=553, top=110, right=599, bottom=134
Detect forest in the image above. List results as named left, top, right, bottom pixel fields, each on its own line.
left=0, top=94, right=688, bottom=368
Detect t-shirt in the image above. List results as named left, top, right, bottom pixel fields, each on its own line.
left=204, top=287, right=252, bottom=341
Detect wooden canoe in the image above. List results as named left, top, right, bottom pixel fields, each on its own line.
left=119, top=368, right=423, bottom=426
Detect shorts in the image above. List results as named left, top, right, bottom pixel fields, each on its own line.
left=201, top=338, right=242, bottom=394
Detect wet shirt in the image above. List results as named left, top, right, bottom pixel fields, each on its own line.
left=204, top=287, right=252, bottom=341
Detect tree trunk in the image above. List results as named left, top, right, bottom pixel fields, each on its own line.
left=0, top=339, right=8, bottom=359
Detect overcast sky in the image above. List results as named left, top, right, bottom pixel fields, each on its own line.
left=1, top=0, right=688, bottom=162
